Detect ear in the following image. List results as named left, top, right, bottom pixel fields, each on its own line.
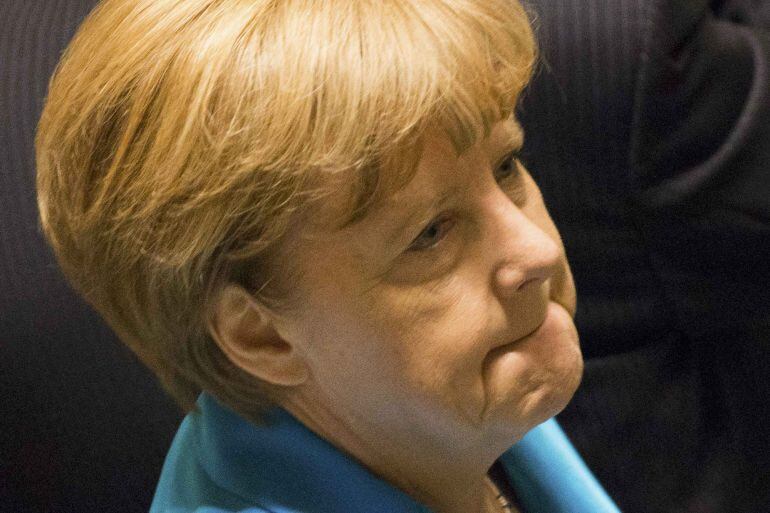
left=208, top=284, right=309, bottom=387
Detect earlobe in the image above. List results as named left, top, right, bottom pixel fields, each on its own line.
left=208, top=284, right=309, bottom=387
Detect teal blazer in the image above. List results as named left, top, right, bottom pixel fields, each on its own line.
left=150, top=393, right=620, bottom=513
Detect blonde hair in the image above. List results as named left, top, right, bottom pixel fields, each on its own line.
left=36, top=0, right=536, bottom=423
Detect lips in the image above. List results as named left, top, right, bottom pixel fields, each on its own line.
left=488, top=300, right=570, bottom=357
left=508, top=316, right=545, bottom=346
left=487, top=320, right=545, bottom=361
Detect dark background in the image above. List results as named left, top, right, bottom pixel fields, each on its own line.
left=1, top=3, right=182, bottom=512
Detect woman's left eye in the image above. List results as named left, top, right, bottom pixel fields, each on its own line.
left=494, top=151, right=521, bottom=182
left=494, top=150, right=527, bottom=204
left=407, top=215, right=456, bottom=252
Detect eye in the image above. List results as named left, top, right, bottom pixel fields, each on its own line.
left=493, top=150, right=521, bottom=183
left=407, top=214, right=456, bottom=252
left=494, top=150, right=527, bottom=204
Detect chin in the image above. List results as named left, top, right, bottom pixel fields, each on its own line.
left=529, top=347, right=583, bottom=423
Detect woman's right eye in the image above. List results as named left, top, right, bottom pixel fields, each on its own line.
left=407, top=215, right=456, bottom=252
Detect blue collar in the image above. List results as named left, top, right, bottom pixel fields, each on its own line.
left=195, top=393, right=430, bottom=512
left=152, top=393, right=619, bottom=513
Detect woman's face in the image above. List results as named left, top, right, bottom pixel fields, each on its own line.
left=273, top=118, right=582, bottom=445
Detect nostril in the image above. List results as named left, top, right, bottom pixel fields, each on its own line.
left=517, top=276, right=545, bottom=292
left=494, top=267, right=547, bottom=295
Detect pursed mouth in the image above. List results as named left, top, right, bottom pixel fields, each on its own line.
left=489, top=310, right=548, bottom=355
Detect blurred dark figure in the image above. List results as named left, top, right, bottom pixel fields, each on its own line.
left=0, top=2, right=182, bottom=513
left=519, top=0, right=770, bottom=512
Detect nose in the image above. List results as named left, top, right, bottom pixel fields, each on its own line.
left=487, top=195, right=562, bottom=297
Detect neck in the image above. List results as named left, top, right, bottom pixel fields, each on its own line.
left=282, top=394, right=523, bottom=513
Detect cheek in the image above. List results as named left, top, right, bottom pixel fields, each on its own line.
left=365, top=275, right=495, bottom=418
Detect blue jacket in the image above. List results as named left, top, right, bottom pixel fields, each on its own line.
left=150, top=393, right=619, bottom=513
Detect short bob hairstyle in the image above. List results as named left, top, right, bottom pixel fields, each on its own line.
left=36, top=0, right=536, bottom=423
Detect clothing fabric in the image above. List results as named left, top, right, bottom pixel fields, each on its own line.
left=150, top=393, right=620, bottom=513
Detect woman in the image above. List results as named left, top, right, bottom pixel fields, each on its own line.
left=35, top=0, right=621, bottom=512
